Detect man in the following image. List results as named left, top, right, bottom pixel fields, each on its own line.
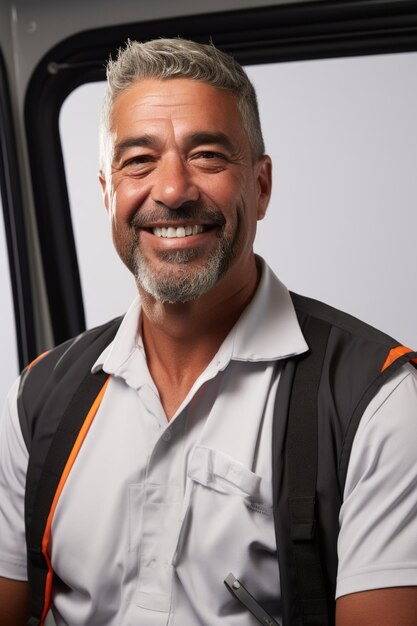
left=0, top=38, right=416, bottom=626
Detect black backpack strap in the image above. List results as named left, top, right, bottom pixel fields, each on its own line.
left=286, top=316, right=332, bottom=626
left=23, top=317, right=123, bottom=625
left=26, top=368, right=110, bottom=625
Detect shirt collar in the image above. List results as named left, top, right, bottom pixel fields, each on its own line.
left=92, top=295, right=145, bottom=380
left=92, top=257, right=308, bottom=379
left=217, top=257, right=308, bottom=364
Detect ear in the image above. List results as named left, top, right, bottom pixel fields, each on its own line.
left=255, top=155, right=272, bottom=221
left=98, top=170, right=110, bottom=213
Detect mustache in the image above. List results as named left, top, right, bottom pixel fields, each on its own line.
left=130, top=204, right=226, bottom=229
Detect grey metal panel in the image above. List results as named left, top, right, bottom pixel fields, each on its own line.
left=5, top=0, right=318, bottom=100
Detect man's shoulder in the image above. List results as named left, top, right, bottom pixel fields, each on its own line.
left=290, top=291, right=398, bottom=349
left=17, top=316, right=123, bottom=449
left=289, top=292, right=417, bottom=468
left=23, top=316, right=123, bottom=379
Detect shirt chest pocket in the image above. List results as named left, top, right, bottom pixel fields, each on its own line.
left=173, top=446, right=275, bottom=568
left=188, top=445, right=269, bottom=507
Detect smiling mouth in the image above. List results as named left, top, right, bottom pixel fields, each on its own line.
left=151, top=225, right=210, bottom=239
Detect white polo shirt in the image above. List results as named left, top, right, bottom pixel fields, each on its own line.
left=1, top=261, right=417, bottom=625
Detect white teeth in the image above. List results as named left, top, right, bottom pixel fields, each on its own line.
left=152, top=225, right=205, bottom=238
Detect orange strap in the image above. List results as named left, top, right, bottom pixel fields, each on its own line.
left=381, top=345, right=417, bottom=372
left=27, top=351, right=50, bottom=371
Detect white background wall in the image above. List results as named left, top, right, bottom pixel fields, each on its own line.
left=60, top=51, right=417, bottom=347
left=247, top=53, right=417, bottom=346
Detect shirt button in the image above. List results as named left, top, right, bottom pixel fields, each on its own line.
left=161, top=430, right=172, bottom=442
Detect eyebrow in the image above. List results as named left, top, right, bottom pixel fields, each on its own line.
left=113, top=134, right=157, bottom=163
left=187, top=132, right=237, bottom=154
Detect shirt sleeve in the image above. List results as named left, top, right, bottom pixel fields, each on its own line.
left=0, top=377, right=29, bottom=580
left=336, top=363, right=417, bottom=598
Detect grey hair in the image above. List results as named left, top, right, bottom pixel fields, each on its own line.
left=99, top=38, right=265, bottom=178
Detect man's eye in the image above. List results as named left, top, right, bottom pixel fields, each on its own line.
left=118, top=155, right=156, bottom=174
left=198, top=151, right=226, bottom=160
left=191, top=151, right=229, bottom=166
left=124, top=155, right=152, bottom=166
left=190, top=151, right=229, bottom=172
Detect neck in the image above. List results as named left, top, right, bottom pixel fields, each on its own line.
left=138, top=256, right=260, bottom=418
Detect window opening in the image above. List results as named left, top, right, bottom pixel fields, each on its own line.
left=60, top=52, right=417, bottom=346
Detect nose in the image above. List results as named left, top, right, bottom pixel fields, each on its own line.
left=151, top=153, right=199, bottom=209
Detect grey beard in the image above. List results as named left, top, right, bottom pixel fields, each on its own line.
left=130, top=232, right=235, bottom=303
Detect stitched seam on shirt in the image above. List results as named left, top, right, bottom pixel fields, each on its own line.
left=337, top=561, right=417, bottom=581
left=355, top=369, right=412, bottom=431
